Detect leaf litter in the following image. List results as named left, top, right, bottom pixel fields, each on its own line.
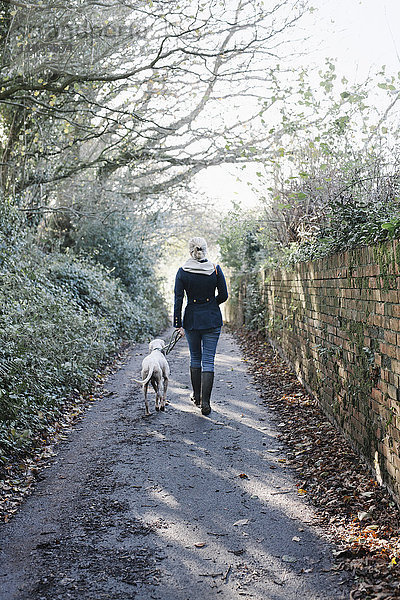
left=236, top=327, right=400, bottom=600
left=0, top=346, right=130, bottom=524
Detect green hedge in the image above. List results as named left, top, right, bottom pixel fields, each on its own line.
left=0, top=206, right=168, bottom=458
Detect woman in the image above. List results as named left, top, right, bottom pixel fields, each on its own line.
left=174, top=237, right=228, bottom=415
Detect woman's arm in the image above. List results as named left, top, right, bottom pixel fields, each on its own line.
left=173, top=269, right=185, bottom=328
left=215, top=265, right=228, bottom=305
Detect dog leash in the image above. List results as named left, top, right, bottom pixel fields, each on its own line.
left=164, top=329, right=183, bottom=355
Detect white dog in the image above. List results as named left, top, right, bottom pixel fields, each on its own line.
left=134, top=339, right=170, bottom=416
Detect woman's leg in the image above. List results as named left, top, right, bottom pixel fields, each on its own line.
left=201, top=327, right=221, bottom=372
left=200, top=327, right=221, bottom=415
left=184, top=329, right=202, bottom=405
left=184, top=329, right=202, bottom=368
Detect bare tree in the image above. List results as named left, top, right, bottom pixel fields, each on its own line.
left=0, top=0, right=309, bottom=208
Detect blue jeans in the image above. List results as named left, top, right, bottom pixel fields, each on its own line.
left=185, top=327, right=221, bottom=372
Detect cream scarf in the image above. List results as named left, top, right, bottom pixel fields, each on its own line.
left=181, top=258, right=216, bottom=275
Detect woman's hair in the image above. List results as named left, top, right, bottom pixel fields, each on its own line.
left=189, top=237, right=207, bottom=261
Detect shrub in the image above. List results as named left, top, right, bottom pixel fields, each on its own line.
left=0, top=209, right=168, bottom=458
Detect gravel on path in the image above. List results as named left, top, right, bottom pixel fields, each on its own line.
left=0, top=330, right=352, bottom=600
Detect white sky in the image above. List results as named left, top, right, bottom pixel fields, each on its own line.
left=308, top=0, right=400, bottom=80
left=196, top=0, right=400, bottom=210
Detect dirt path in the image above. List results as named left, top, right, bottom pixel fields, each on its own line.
left=0, top=330, right=352, bottom=599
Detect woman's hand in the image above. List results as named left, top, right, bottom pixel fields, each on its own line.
left=176, top=327, right=185, bottom=337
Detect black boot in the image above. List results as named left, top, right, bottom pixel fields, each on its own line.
left=190, top=367, right=201, bottom=406
left=201, top=371, right=214, bottom=416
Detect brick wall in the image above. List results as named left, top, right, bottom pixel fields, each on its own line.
left=235, top=240, right=400, bottom=501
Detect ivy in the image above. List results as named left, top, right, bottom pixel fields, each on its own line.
left=0, top=208, right=168, bottom=457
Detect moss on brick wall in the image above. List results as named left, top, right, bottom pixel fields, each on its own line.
left=232, top=239, right=400, bottom=502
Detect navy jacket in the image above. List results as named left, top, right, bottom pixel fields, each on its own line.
left=174, top=265, right=228, bottom=330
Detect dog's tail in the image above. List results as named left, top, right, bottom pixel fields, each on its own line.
left=133, top=365, right=155, bottom=386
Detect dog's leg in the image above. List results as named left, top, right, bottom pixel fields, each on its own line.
left=151, top=380, right=160, bottom=412
left=155, top=384, right=161, bottom=411
left=161, top=377, right=168, bottom=411
left=144, top=383, right=150, bottom=416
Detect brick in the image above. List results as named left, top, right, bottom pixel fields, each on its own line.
left=386, top=383, right=398, bottom=400
left=372, top=315, right=386, bottom=327
left=368, top=277, right=378, bottom=288
left=390, top=359, right=400, bottom=377
left=391, top=453, right=400, bottom=473
left=381, top=343, right=398, bottom=359
left=389, top=318, right=400, bottom=332
left=382, top=290, right=399, bottom=303
left=371, top=289, right=382, bottom=302
left=385, top=330, right=397, bottom=345
left=371, top=388, right=383, bottom=403
left=386, top=461, right=397, bottom=480
left=257, top=246, right=400, bottom=501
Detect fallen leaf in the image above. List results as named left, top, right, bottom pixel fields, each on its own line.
left=195, top=542, right=206, bottom=548
left=360, top=491, right=374, bottom=498
left=282, top=555, right=297, bottom=563
left=233, top=519, right=249, bottom=527
left=236, top=328, right=400, bottom=599
left=60, top=577, right=75, bottom=585
left=238, top=473, right=249, bottom=479
left=292, top=536, right=301, bottom=542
